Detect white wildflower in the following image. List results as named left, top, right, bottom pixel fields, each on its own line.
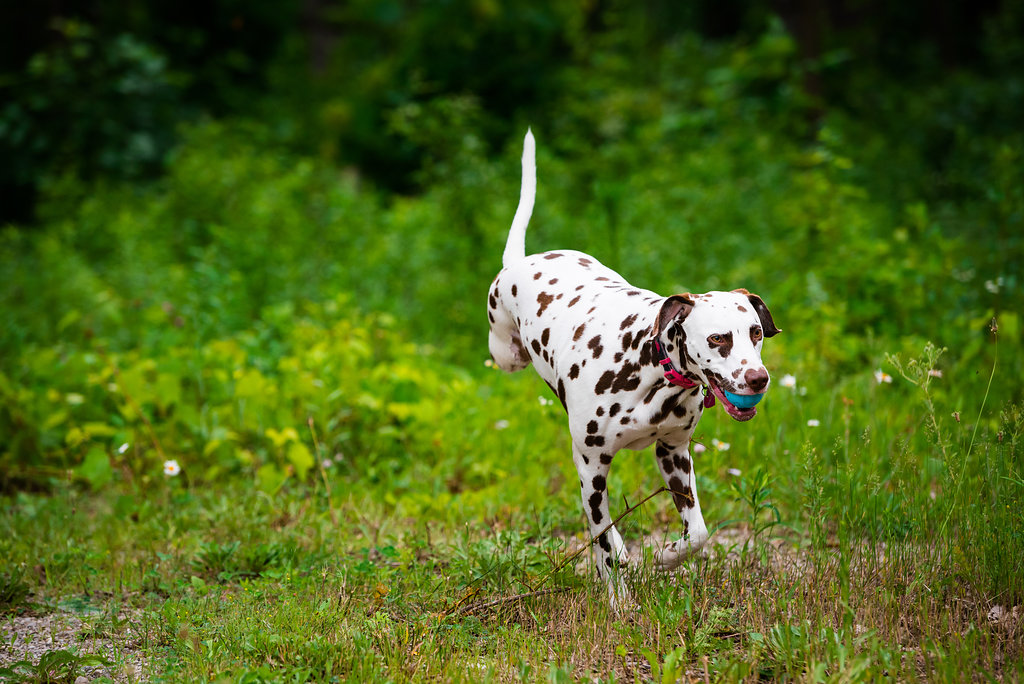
left=538, top=396, right=553, bottom=407
left=727, top=468, right=742, bottom=476
left=691, top=442, right=707, bottom=454
left=494, top=419, right=510, bottom=430
left=928, top=369, right=943, bottom=378
left=711, top=438, right=731, bottom=451
left=163, top=460, right=181, bottom=477
left=874, top=370, right=893, bottom=384
left=117, top=442, right=130, bottom=454
left=807, top=419, right=820, bottom=427
left=321, top=459, right=333, bottom=469
left=984, top=278, right=1003, bottom=294
left=780, top=374, right=797, bottom=390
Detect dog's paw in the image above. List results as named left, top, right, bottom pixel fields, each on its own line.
left=653, top=538, right=709, bottom=571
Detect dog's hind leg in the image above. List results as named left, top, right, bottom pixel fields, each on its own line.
left=573, top=443, right=631, bottom=605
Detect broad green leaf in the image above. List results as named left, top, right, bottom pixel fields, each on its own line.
left=78, top=447, right=114, bottom=488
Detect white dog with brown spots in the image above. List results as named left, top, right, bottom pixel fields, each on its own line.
left=486, top=130, right=780, bottom=602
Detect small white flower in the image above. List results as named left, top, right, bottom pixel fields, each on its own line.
left=163, top=460, right=181, bottom=477
left=727, top=468, right=741, bottom=476
left=65, top=393, right=85, bottom=405
left=321, top=459, right=333, bottom=469
left=711, top=438, right=731, bottom=451
left=984, top=278, right=1003, bottom=294
left=691, top=442, right=707, bottom=454
left=484, top=359, right=495, bottom=368
left=538, top=396, right=553, bottom=407
left=780, top=374, right=797, bottom=390
left=928, top=369, right=943, bottom=378
left=493, top=419, right=510, bottom=430
left=117, top=442, right=130, bottom=454
left=874, top=370, right=893, bottom=384
left=333, top=452, right=345, bottom=462
left=807, top=419, right=820, bottom=427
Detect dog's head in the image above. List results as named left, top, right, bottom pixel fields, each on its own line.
left=654, top=289, right=780, bottom=422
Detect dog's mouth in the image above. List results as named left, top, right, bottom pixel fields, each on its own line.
left=706, top=377, right=758, bottom=422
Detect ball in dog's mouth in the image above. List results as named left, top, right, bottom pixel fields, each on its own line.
left=706, top=379, right=761, bottom=422
left=723, top=391, right=764, bottom=409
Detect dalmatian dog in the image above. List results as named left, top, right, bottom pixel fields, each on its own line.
left=486, top=130, right=780, bottom=600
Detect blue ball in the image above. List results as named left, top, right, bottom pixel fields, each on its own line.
left=724, top=391, right=764, bottom=409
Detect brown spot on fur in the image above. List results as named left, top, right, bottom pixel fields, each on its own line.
left=511, top=284, right=517, bottom=297
left=537, top=292, right=554, bottom=317
left=568, top=296, right=581, bottom=307
left=544, top=253, right=564, bottom=260
left=668, top=476, right=695, bottom=511
left=621, top=332, right=633, bottom=351
left=587, top=335, right=604, bottom=359
left=569, top=363, right=580, bottom=379
left=584, top=435, right=605, bottom=447
left=649, top=391, right=682, bottom=423
left=549, top=278, right=559, bottom=285
left=531, top=340, right=541, bottom=355
left=533, top=272, right=542, bottom=280
left=489, top=293, right=497, bottom=309
left=541, top=328, right=550, bottom=346
left=573, top=323, right=586, bottom=341
left=595, top=371, right=615, bottom=395
left=609, top=403, right=621, bottom=417
left=589, top=492, right=603, bottom=524
left=620, top=314, right=638, bottom=330
left=610, top=362, right=641, bottom=393
left=587, top=420, right=598, bottom=434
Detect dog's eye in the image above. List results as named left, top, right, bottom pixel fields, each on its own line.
left=751, top=326, right=763, bottom=342
left=708, top=334, right=724, bottom=345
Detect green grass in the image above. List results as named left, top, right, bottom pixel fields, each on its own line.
left=2, top=325, right=1022, bottom=681
left=1, top=25, right=1021, bottom=678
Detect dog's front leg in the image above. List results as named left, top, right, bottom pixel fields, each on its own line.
left=572, top=443, right=631, bottom=604
left=653, top=439, right=710, bottom=570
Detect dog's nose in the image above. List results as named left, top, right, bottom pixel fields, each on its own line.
left=744, top=368, right=769, bottom=393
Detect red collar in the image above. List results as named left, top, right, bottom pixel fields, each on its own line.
left=652, top=339, right=715, bottom=408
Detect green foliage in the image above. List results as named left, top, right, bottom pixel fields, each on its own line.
left=0, top=567, right=30, bottom=613
left=0, top=19, right=181, bottom=191
left=0, top=649, right=110, bottom=683
left=1, top=6, right=1023, bottom=680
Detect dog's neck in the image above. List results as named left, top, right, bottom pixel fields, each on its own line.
left=651, top=337, right=702, bottom=388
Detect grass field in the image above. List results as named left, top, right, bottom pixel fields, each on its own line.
left=2, top=298, right=1022, bottom=680
left=1, top=24, right=1022, bottom=678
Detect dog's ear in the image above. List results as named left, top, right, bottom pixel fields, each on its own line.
left=653, top=294, right=695, bottom=337
left=734, top=289, right=781, bottom=338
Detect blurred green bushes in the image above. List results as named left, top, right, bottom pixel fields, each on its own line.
left=0, top=2, right=1022, bottom=493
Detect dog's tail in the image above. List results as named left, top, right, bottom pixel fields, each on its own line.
left=502, top=128, right=536, bottom=267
